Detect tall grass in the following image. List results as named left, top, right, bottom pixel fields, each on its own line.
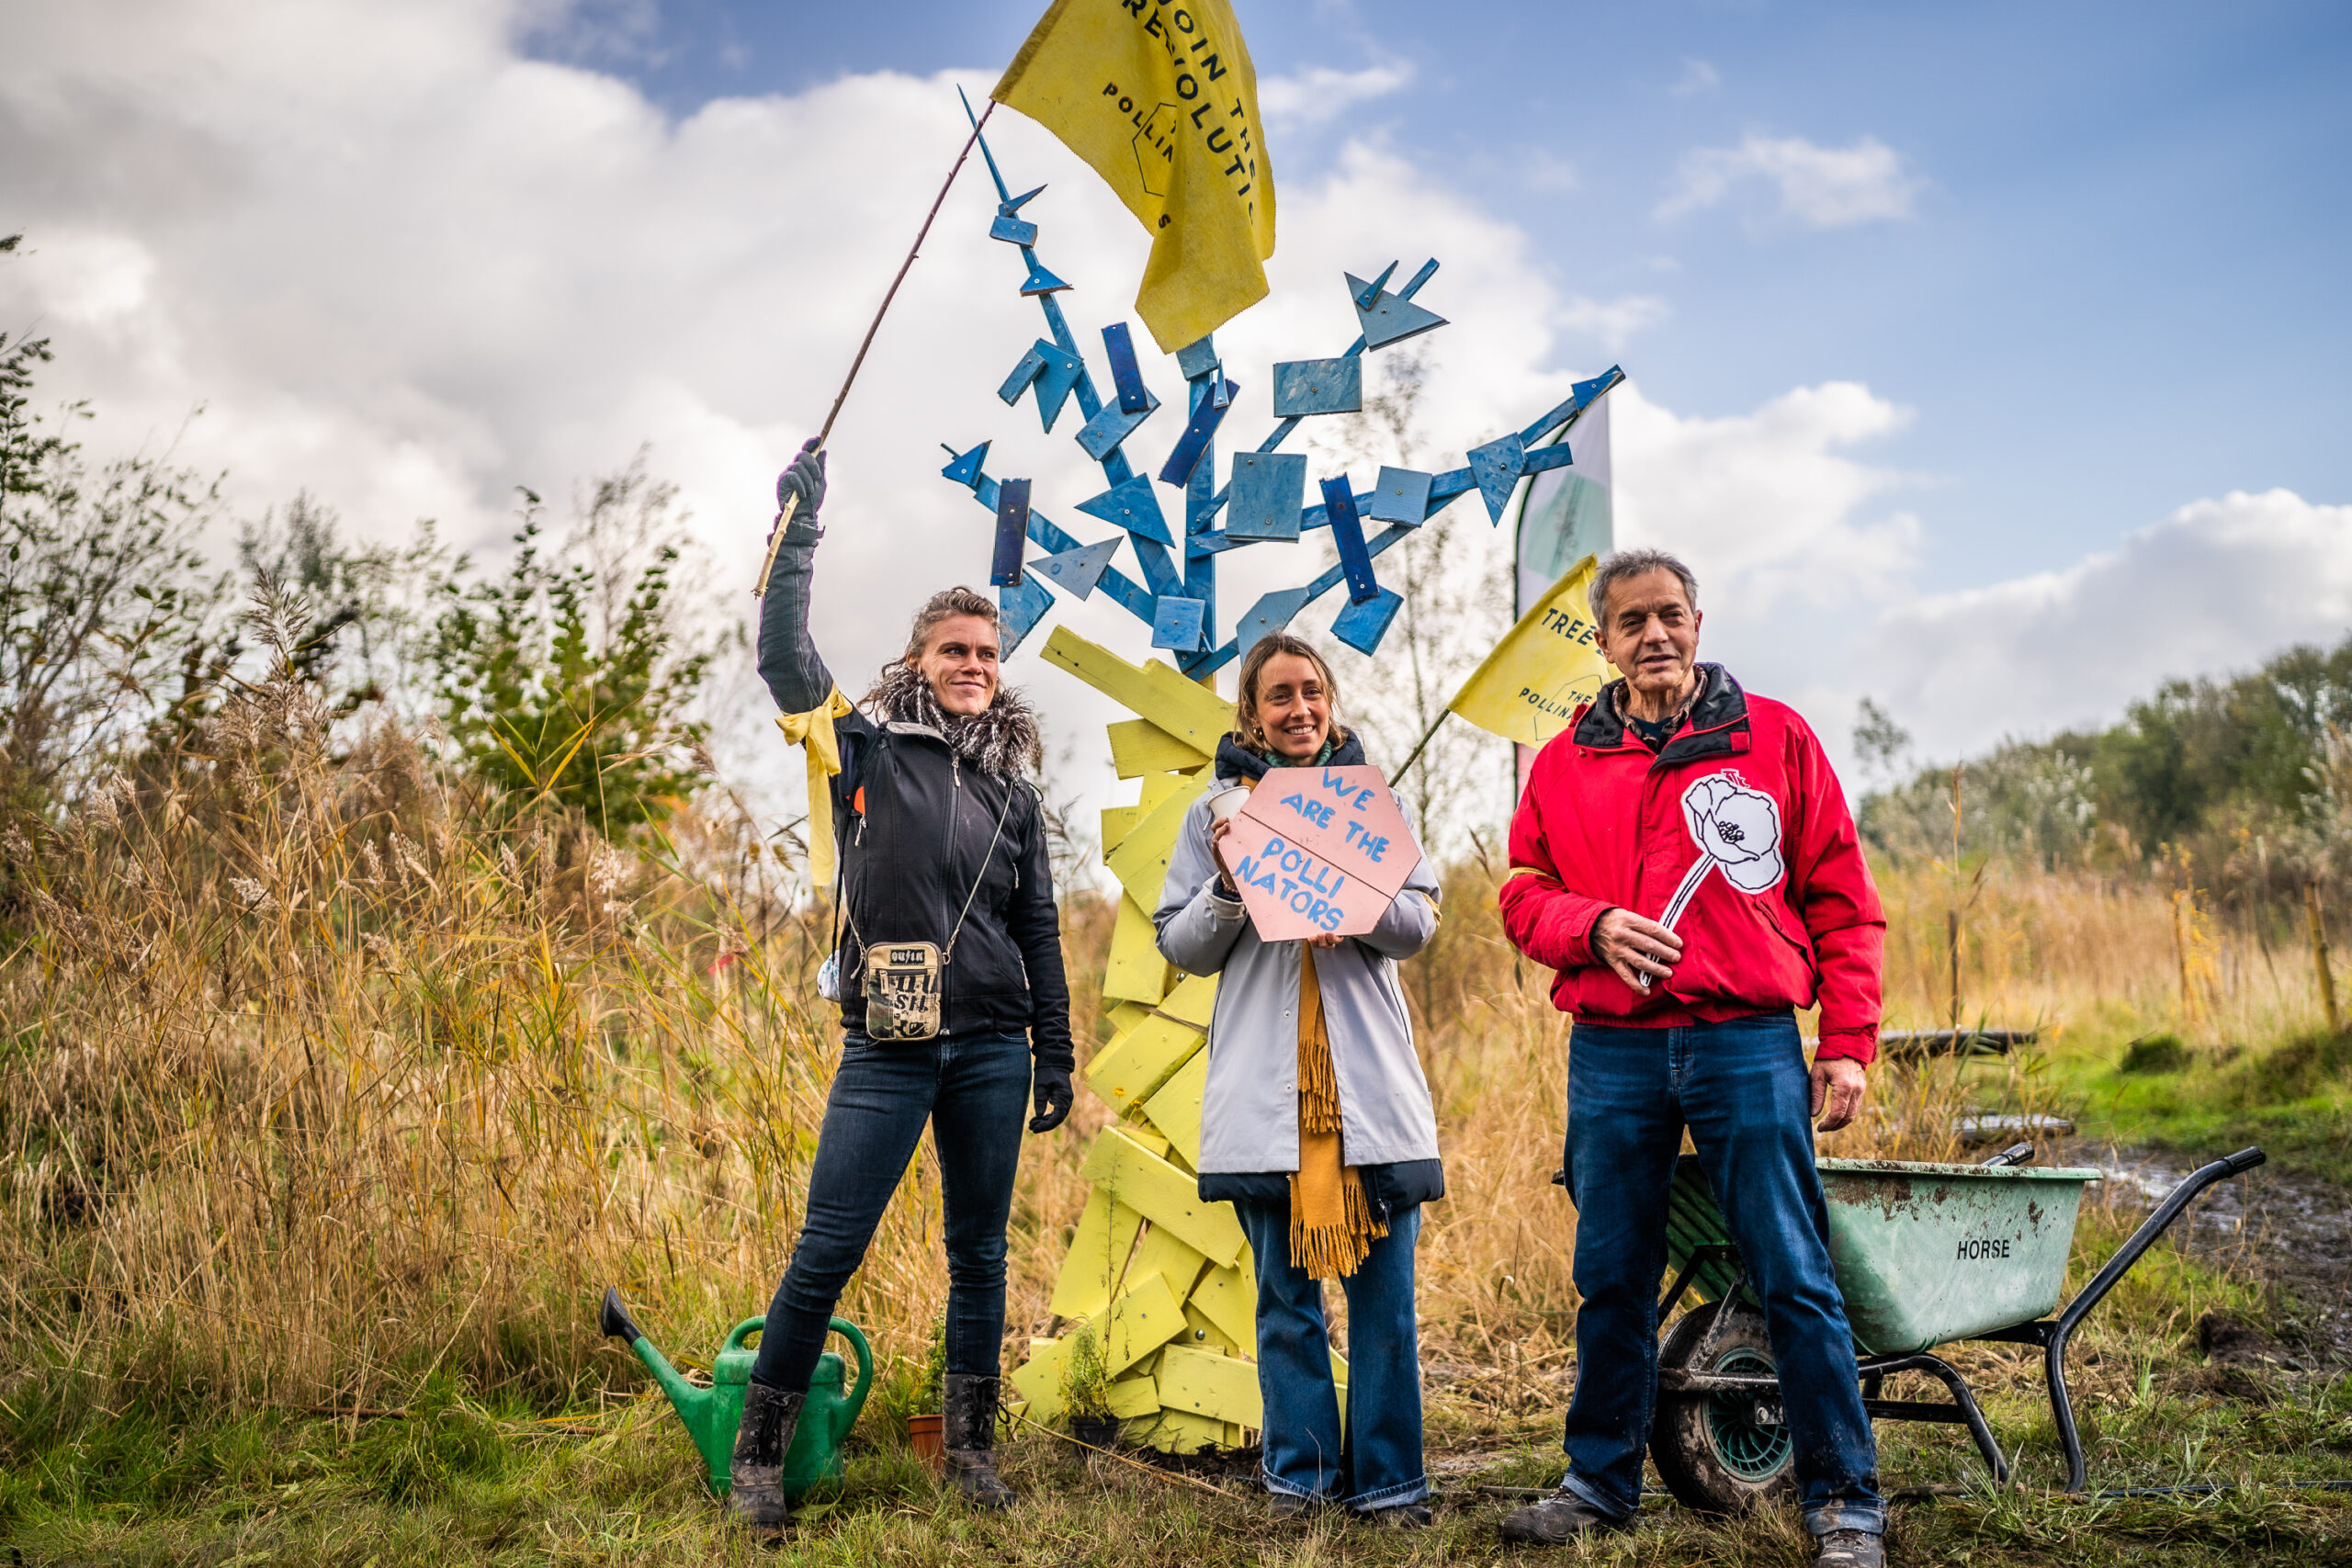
left=0, top=657, right=2284, bottom=1441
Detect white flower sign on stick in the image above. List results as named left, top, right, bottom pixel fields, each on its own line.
left=1660, top=771, right=1786, bottom=931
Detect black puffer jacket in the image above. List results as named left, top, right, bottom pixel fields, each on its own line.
left=758, top=514, right=1074, bottom=1072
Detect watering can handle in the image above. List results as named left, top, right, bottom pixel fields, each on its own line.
left=829, top=1317, right=875, bottom=1427
left=721, top=1316, right=768, bottom=1356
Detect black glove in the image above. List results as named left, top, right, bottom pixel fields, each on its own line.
left=1028, top=1064, right=1074, bottom=1134
left=775, top=437, right=827, bottom=520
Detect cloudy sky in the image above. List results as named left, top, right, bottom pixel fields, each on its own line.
left=4, top=0, right=2347, bottom=828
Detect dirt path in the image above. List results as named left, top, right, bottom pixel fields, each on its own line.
left=2067, top=1140, right=2352, bottom=1366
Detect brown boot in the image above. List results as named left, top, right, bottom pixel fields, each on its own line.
left=727, top=1379, right=805, bottom=1529
left=942, top=1372, right=1016, bottom=1509
left=1814, top=1529, right=1885, bottom=1568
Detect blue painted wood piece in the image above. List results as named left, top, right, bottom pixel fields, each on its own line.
left=1365, top=465, right=1433, bottom=525
left=1319, top=475, right=1380, bottom=604
left=1521, top=442, right=1576, bottom=476
left=1075, top=475, right=1173, bottom=547
left=1227, top=451, right=1307, bottom=541
left=1157, top=376, right=1238, bottom=489
left=1102, top=321, right=1151, bottom=413
left=1209, top=369, right=1231, bottom=409
left=997, top=344, right=1048, bottom=406
left=998, top=571, right=1056, bottom=652
left=1032, top=342, right=1084, bottom=434
left=940, top=441, right=991, bottom=490
left=1231, top=586, right=1313, bottom=655
left=971, top=471, right=1163, bottom=620
left=1001, top=183, right=1046, bottom=214
left=1174, top=335, right=1221, bottom=381
left=1398, top=257, right=1440, bottom=297
left=1272, top=357, right=1363, bottom=417
left=1074, top=385, right=1159, bottom=462
left=1515, top=365, right=1624, bottom=446
left=1330, top=586, right=1404, bottom=655
left=990, top=479, right=1032, bottom=587
left=1466, top=432, right=1528, bottom=523
left=1428, top=467, right=1476, bottom=507
left=1346, top=271, right=1449, bottom=350
left=1031, top=536, right=1122, bottom=600
left=989, top=214, right=1039, bottom=246
left=1151, top=595, right=1207, bottom=652
left=1019, top=257, right=1071, bottom=296
left=1351, top=261, right=1398, bottom=310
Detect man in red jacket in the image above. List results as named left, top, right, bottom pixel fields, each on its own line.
left=1496, top=549, right=1886, bottom=1568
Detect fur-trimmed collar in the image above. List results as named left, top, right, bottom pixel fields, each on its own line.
left=862, top=662, right=1043, bottom=777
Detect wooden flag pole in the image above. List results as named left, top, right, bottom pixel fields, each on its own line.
left=752, top=98, right=997, bottom=599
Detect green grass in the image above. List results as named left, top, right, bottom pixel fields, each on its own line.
left=5, top=1349, right=2349, bottom=1567
left=2032, top=1013, right=2352, bottom=1184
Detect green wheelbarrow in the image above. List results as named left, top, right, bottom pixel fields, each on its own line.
left=1632, top=1144, right=2266, bottom=1508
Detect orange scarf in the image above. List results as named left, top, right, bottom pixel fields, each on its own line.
left=1288, top=949, right=1385, bottom=1279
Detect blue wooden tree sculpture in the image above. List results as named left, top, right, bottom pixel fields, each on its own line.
left=942, top=92, right=1623, bottom=677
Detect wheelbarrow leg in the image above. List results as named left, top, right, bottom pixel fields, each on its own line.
left=2045, top=1327, right=2086, bottom=1495
left=1857, top=1353, right=2007, bottom=1487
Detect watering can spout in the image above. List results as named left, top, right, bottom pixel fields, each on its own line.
left=600, top=1286, right=713, bottom=1428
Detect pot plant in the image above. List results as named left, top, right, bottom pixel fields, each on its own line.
left=907, top=1316, right=947, bottom=1470
left=1061, top=1324, right=1119, bottom=1451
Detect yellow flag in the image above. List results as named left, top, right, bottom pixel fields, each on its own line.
left=1446, top=555, right=1611, bottom=748
left=993, top=0, right=1275, bottom=353
left=775, top=687, right=855, bottom=887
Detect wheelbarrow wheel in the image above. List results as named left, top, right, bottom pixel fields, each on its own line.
left=1650, top=1303, right=1797, bottom=1515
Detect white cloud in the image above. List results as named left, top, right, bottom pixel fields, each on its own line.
left=1557, top=293, right=1670, bottom=352
left=1860, top=489, right=2352, bottom=761
left=1670, top=58, right=1720, bottom=97
left=1254, top=62, right=1413, bottom=130
left=3, top=1, right=2336, bottom=822
left=1659, top=132, right=1920, bottom=228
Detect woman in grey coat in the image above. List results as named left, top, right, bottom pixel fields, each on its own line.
left=1153, top=632, right=1443, bottom=1527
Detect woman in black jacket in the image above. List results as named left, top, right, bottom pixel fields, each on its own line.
left=730, top=440, right=1076, bottom=1526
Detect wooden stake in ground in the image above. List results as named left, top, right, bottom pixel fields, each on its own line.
left=751, top=99, right=997, bottom=600
left=2307, top=882, right=2341, bottom=1034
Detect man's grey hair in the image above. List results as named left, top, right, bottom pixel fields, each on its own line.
left=1589, top=547, right=1700, bottom=627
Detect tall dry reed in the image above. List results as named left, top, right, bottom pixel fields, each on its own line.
left=0, top=658, right=2256, bottom=1430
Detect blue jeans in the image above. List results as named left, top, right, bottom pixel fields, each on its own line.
left=1559, top=1013, right=1883, bottom=1539
left=751, top=1031, right=1034, bottom=1392
left=1233, top=1199, right=1427, bottom=1510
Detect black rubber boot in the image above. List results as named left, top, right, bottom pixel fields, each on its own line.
left=942, top=1372, right=1016, bottom=1509
left=728, top=1379, right=806, bottom=1529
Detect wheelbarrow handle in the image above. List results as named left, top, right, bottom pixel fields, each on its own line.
left=2039, top=1145, right=2265, bottom=1495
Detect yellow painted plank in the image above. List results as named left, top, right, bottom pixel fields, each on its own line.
left=1008, top=1271, right=1189, bottom=1423
left=1107, top=1372, right=1160, bottom=1420
left=1047, top=1190, right=1147, bottom=1323
left=1138, top=1046, right=1208, bottom=1168
left=1121, top=1123, right=1171, bottom=1159
left=1043, top=626, right=1234, bottom=753
left=1158, top=1345, right=1263, bottom=1428
left=1009, top=1337, right=1069, bottom=1425
left=1101, top=895, right=1170, bottom=1006
left=1189, top=1258, right=1258, bottom=1351
left=1102, top=775, right=1206, bottom=908
left=1101, top=805, right=1144, bottom=853
left=1127, top=1223, right=1209, bottom=1305
left=1102, top=1000, right=1149, bottom=1038
left=1180, top=1303, right=1241, bottom=1355
left=1134, top=1406, right=1232, bottom=1454
left=1157, top=973, right=1218, bottom=1027
left=1136, top=770, right=1194, bottom=814
left=1083, top=1011, right=1204, bottom=1119
left=1080, top=1127, right=1247, bottom=1267
left=1109, top=718, right=1214, bottom=779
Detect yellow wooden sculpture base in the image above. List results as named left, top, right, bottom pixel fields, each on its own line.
left=1006, top=627, right=1347, bottom=1452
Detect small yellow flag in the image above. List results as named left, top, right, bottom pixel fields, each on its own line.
left=1446, top=554, right=1611, bottom=749
left=993, top=0, right=1275, bottom=353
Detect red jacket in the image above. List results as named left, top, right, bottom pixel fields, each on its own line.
left=1499, top=666, right=1885, bottom=1064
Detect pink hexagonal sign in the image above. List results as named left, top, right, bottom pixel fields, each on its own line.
left=1216, top=764, right=1422, bottom=940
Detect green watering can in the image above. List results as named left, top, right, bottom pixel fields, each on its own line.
left=600, top=1287, right=873, bottom=1497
